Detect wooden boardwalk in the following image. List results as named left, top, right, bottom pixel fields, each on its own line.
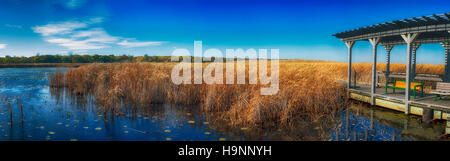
left=347, top=84, right=450, bottom=135
left=353, top=84, right=450, bottom=110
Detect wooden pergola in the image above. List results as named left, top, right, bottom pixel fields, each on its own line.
left=333, top=13, right=450, bottom=114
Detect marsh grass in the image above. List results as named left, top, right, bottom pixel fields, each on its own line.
left=50, top=61, right=352, bottom=131
left=51, top=61, right=445, bottom=131
left=50, top=60, right=444, bottom=140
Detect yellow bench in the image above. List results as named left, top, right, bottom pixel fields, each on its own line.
left=385, top=80, right=424, bottom=98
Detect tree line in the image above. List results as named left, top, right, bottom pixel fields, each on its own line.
left=0, top=54, right=175, bottom=64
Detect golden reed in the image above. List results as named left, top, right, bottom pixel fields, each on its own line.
left=49, top=60, right=443, bottom=128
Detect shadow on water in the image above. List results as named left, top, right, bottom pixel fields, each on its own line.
left=0, top=67, right=447, bottom=141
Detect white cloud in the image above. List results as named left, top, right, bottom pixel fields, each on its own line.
left=59, top=41, right=106, bottom=50
left=72, top=28, right=118, bottom=43
left=118, top=40, right=163, bottom=47
left=33, top=18, right=164, bottom=50
left=0, top=44, right=6, bottom=49
left=32, top=21, right=86, bottom=36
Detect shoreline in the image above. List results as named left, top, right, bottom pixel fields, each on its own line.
left=0, top=63, right=87, bottom=68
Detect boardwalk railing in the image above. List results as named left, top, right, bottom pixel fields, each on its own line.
left=377, top=71, right=443, bottom=83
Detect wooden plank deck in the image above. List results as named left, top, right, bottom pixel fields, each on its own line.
left=355, top=84, right=450, bottom=109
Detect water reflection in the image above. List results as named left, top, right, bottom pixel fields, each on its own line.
left=330, top=103, right=448, bottom=141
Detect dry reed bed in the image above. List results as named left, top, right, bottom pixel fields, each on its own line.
left=49, top=61, right=444, bottom=128
left=50, top=61, right=350, bottom=129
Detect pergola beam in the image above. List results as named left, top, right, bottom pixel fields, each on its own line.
left=333, top=13, right=450, bottom=42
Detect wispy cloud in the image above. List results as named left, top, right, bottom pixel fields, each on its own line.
left=58, top=0, right=87, bottom=10
left=33, top=18, right=163, bottom=50
left=0, top=44, right=6, bottom=49
left=33, top=21, right=87, bottom=36
left=118, top=40, right=163, bottom=48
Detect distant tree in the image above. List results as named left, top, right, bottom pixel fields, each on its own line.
left=0, top=54, right=176, bottom=64
left=136, top=56, right=146, bottom=62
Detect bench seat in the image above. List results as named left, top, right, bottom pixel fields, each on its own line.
left=385, top=80, right=423, bottom=98
left=430, top=82, right=450, bottom=101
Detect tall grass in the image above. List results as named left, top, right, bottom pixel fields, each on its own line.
left=49, top=61, right=445, bottom=128
left=50, top=61, right=349, bottom=129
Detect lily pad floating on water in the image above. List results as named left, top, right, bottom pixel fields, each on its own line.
left=188, top=120, right=195, bottom=124
left=204, top=132, right=211, bottom=135
left=48, top=131, right=55, bottom=135
left=124, top=131, right=129, bottom=133
left=164, top=129, right=171, bottom=133
left=219, top=138, right=226, bottom=141
left=203, top=122, right=209, bottom=125
left=166, top=138, right=172, bottom=141
left=57, top=122, right=63, bottom=125
left=95, top=127, right=102, bottom=130
left=83, top=126, right=89, bottom=129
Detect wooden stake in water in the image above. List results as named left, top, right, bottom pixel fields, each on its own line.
left=8, top=101, right=12, bottom=125
left=17, top=99, right=24, bottom=122
left=364, top=130, right=368, bottom=141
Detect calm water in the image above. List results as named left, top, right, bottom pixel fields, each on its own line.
left=0, top=68, right=446, bottom=141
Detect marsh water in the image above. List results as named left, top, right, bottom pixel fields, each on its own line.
left=0, top=67, right=447, bottom=141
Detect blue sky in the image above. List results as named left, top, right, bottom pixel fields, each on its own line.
left=0, top=0, right=449, bottom=64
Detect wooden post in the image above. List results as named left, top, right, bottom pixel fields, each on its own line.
left=441, top=42, right=450, bottom=82
left=364, top=130, right=368, bottom=141
left=422, top=108, right=434, bottom=124
left=370, top=110, right=374, bottom=130
left=383, top=44, right=394, bottom=82
left=369, top=37, right=380, bottom=105
left=446, top=114, right=450, bottom=135
left=376, top=71, right=379, bottom=88
left=346, top=41, right=355, bottom=89
left=411, top=43, right=421, bottom=81
left=401, top=33, right=419, bottom=114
